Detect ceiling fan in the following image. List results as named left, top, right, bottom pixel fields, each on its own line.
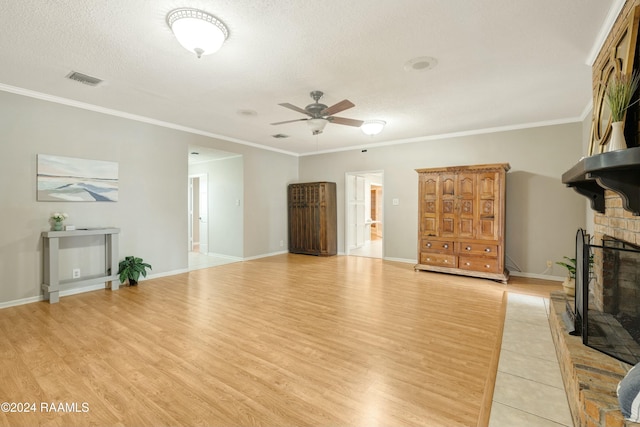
left=271, top=91, right=364, bottom=135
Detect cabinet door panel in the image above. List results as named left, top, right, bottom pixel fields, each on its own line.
left=476, top=173, right=500, bottom=240
left=457, top=173, right=476, bottom=239
left=419, top=174, right=439, bottom=237
left=439, top=174, right=457, bottom=237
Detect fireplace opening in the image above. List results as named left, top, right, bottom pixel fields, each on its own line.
left=569, top=229, right=640, bottom=365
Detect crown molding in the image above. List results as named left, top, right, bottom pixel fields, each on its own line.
left=585, top=0, right=626, bottom=66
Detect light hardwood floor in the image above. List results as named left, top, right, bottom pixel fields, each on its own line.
left=0, top=254, right=559, bottom=427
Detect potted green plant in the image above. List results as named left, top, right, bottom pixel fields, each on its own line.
left=556, top=255, right=594, bottom=296
left=118, top=256, right=152, bottom=286
left=555, top=256, right=576, bottom=296
left=605, top=70, right=640, bottom=151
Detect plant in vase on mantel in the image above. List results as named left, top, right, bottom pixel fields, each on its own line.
left=605, top=70, right=640, bottom=151
left=49, top=212, right=68, bottom=231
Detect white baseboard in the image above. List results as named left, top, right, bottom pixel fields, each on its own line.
left=147, top=268, right=190, bottom=279
left=0, top=295, right=43, bottom=309
left=243, top=250, right=288, bottom=261
left=60, top=282, right=109, bottom=297
left=206, top=252, right=243, bottom=261
left=383, top=257, right=417, bottom=264
left=509, top=271, right=564, bottom=281
left=0, top=282, right=117, bottom=309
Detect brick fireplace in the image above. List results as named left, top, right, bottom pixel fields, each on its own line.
left=593, top=193, right=640, bottom=311
left=549, top=192, right=640, bottom=427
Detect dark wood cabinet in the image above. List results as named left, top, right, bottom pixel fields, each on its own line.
left=288, top=182, right=337, bottom=256
left=415, top=163, right=510, bottom=283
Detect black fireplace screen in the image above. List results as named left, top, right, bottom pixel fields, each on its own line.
left=577, top=229, right=640, bottom=365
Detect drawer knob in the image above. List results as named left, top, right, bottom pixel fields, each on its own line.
left=444, top=260, right=448, bottom=263
left=426, top=243, right=432, bottom=248
left=443, top=244, right=449, bottom=249
left=484, top=248, right=491, bottom=252
left=465, top=246, right=471, bottom=251
left=485, top=264, right=490, bottom=268
left=427, top=258, right=431, bottom=261
left=465, top=262, right=470, bottom=266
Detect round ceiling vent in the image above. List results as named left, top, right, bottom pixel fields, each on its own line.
left=404, top=56, right=438, bottom=72
left=237, top=109, right=258, bottom=117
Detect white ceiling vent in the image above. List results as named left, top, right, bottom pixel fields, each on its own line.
left=65, top=71, right=103, bottom=87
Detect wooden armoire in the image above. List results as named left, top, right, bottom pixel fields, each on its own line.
left=415, top=163, right=510, bottom=283
left=288, top=182, right=337, bottom=256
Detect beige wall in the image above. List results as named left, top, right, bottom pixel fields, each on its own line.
left=299, top=123, right=587, bottom=276
left=0, top=90, right=297, bottom=304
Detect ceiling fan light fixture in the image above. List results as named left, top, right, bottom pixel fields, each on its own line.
left=167, top=8, right=229, bottom=58
left=361, top=120, right=386, bottom=136
left=307, top=118, right=328, bottom=135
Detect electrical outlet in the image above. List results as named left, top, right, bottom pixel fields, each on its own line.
left=72, top=268, right=81, bottom=279
left=546, top=260, right=553, bottom=268
left=279, top=240, right=284, bottom=247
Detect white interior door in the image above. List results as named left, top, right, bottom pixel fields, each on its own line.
left=346, top=174, right=366, bottom=250
left=197, top=175, right=208, bottom=254
left=355, top=176, right=365, bottom=247
left=188, top=178, right=194, bottom=251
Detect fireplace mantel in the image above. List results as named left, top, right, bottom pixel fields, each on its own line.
left=562, top=146, right=640, bottom=215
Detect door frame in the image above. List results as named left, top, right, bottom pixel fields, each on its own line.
left=344, top=170, right=384, bottom=257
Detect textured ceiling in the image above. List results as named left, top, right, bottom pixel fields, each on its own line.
left=0, top=0, right=618, bottom=155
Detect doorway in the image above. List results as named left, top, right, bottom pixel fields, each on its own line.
left=187, top=146, right=244, bottom=271
left=345, top=171, right=384, bottom=258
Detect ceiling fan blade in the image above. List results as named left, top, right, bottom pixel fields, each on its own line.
left=329, top=116, right=364, bottom=127
left=271, top=118, right=308, bottom=125
left=321, top=99, right=355, bottom=116
left=278, top=103, right=311, bottom=116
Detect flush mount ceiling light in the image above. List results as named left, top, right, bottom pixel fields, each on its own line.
left=361, top=120, right=386, bottom=136
left=166, top=8, right=229, bottom=58
left=307, top=118, right=328, bottom=135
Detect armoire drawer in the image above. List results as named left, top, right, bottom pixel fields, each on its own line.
left=421, top=252, right=457, bottom=267
left=421, top=239, right=454, bottom=254
left=458, top=242, right=498, bottom=257
left=458, top=256, right=500, bottom=273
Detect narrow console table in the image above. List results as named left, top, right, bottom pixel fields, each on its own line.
left=42, top=228, right=120, bottom=303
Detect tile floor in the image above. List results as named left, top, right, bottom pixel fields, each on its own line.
left=489, top=293, right=573, bottom=426
left=348, top=239, right=383, bottom=258
left=188, top=251, right=240, bottom=270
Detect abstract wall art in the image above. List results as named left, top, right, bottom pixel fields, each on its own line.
left=37, top=154, right=119, bottom=202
